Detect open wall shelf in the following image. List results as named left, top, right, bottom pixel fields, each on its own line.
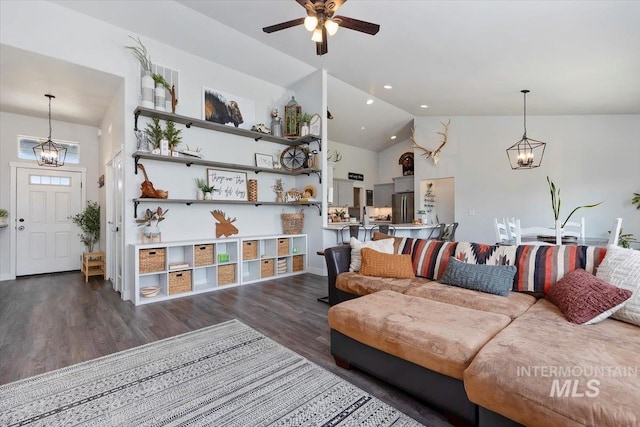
left=133, top=198, right=321, bottom=217
left=134, top=107, right=321, bottom=147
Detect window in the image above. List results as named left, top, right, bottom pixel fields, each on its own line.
left=18, top=135, right=80, bottom=164
left=29, top=175, right=71, bottom=186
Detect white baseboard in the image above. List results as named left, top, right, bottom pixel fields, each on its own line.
left=307, top=265, right=327, bottom=277
left=0, top=273, right=15, bottom=282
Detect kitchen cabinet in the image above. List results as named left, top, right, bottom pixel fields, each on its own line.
left=393, top=176, right=415, bottom=193
left=332, top=179, right=354, bottom=207
left=373, top=183, right=394, bottom=208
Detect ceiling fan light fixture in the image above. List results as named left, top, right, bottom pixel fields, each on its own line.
left=325, top=19, right=339, bottom=36
left=311, top=27, right=323, bottom=42
left=304, top=15, right=318, bottom=31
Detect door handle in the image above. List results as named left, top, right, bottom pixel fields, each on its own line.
left=18, top=226, right=25, bottom=231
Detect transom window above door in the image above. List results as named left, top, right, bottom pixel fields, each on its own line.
left=18, top=135, right=80, bottom=164
left=29, top=175, right=71, bottom=186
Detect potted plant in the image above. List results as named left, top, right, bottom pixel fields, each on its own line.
left=547, top=176, right=603, bottom=228
left=0, top=209, right=8, bottom=226
left=300, top=113, right=312, bottom=136
left=136, top=206, right=168, bottom=237
left=195, top=178, right=215, bottom=200
left=145, top=118, right=164, bottom=153
left=632, top=192, right=640, bottom=210
left=125, top=35, right=154, bottom=109
left=71, top=201, right=100, bottom=252
left=164, top=120, right=182, bottom=155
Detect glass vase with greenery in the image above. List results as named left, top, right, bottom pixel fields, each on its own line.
left=71, top=201, right=100, bottom=252
left=546, top=176, right=603, bottom=228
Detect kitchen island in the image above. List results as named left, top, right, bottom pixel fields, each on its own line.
left=324, top=222, right=439, bottom=244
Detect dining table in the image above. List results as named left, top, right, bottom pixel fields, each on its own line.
left=502, top=236, right=610, bottom=247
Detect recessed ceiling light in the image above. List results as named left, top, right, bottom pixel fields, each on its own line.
left=360, top=126, right=366, bottom=130
left=383, top=85, right=392, bottom=89
left=366, top=99, right=374, bottom=105
left=390, top=135, right=397, bottom=140
left=420, top=104, right=428, bottom=109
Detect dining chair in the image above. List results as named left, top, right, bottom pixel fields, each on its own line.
left=607, top=218, right=623, bottom=246
left=369, top=224, right=396, bottom=236
left=514, top=219, right=561, bottom=245
left=493, top=218, right=509, bottom=244
left=562, top=217, right=585, bottom=239
left=504, top=217, right=517, bottom=239
left=339, top=224, right=367, bottom=244
left=436, top=223, right=458, bottom=242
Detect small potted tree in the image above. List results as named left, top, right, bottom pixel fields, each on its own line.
left=0, top=209, right=8, bottom=226
left=164, top=120, right=182, bottom=156
left=71, top=201, right=100, bottom=252
left=145, top=118, right=164, bottom=154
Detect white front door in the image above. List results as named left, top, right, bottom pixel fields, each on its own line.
left=16, top=167, right=83, bottom=275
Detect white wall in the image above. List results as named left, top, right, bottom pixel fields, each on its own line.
left=378, top=115, right=640, bottom=244
left=0, top=111, right=101, bottom=280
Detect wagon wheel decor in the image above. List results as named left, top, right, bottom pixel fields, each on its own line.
left=280, top=146, right=308, bottom=171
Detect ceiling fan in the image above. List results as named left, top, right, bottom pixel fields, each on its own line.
left=263, top=0, right=380, bottom=56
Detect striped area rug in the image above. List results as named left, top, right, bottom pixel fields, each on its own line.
left=0, top=320, right=423, bottom=426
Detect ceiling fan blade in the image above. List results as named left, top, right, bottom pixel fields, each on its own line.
left=263, top=17, right=305, bottom=33
left=335, top=15, right=380, bottom=35
left=325, top=0, right=347, bottom=14
left=316, top=26, right=328, bottom=55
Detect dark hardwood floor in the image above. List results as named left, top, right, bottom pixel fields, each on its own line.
left=0, top=272, right=451, bottom=426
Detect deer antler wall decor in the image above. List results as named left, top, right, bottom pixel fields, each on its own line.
left=210, top=210, right=238, bottom=238
left=411, top=119, right=450, bottom=166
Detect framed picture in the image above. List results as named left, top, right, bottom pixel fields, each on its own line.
left=202, top=86, right=255, bottom=130
left=207, top=169, right=248, bottom=201
left=309, top=113, right=321, bottom=136
left=255, top=153, right=273, bottom=169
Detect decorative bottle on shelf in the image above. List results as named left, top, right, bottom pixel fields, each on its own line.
left=300, top=122, right=310, bottom=137
left=270, top=117, right=283, bottom=137
left=141, top=72, right=154, bottom=108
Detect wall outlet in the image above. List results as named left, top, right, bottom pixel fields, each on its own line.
left=468, top=209, right=476, bottom=216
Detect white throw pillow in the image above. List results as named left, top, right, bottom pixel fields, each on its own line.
left=596, top=245, right=640, bottom=326
left=349, top=237, right=395, bottom=272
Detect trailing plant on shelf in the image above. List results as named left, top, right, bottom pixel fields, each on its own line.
left=152, top=73, right=170, bottom=90
left=70, top=201, right=100, bottom=252
left=164, top=120, right=182, bottom=152
left=632, top=192, right=640, bottom=210
left=136, top=207, right=169, bottom=228
left=195, top=178, right=215, bottom=194
left=546, top=176, right=603, bottom=228
left=145, top=118, right=164, bottom=149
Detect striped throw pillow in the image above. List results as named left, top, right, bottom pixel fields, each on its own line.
left=513, top=245, right=607, bottom=293
left=403, top=238, right=458, bottom=280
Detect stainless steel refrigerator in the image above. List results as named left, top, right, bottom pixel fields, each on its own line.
left=392, top=192, right=414, bottom=224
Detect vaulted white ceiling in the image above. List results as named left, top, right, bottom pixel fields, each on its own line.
left=3, top=1, right=639, bottom=152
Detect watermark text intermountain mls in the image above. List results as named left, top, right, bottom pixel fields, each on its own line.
left=516, top=365, right=637, bottom=398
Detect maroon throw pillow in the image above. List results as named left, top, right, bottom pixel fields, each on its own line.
left=546, top=269, right=632, bottom=325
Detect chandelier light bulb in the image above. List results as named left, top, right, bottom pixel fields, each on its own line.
left=304, top=16, right=318, bottom=32
left=325, top=19, right=339, bottom=36
left=311, top=28, right=323, bottom=42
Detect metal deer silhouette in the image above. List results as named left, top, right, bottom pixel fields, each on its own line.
left=210, top=210, right=238, bottom=238
left=411, top=119, right=450, bottom=166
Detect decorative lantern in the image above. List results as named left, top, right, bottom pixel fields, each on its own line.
left=284, top=96, right=301, bottom=139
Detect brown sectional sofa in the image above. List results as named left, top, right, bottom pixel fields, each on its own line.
left=324, top=240, right=640, bottom=427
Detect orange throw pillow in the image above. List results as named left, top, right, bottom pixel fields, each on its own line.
left=359, top=247, right=416, bottom=279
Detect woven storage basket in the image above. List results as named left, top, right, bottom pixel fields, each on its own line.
left=194, top=244, right=214, bottom=267
left=139, top=248, right=166, bottom=273
left=281, top=209, right=304, bottom=235
left=218, top=264, right=236, bottom=285
left=168, top=270, right=192, bottom=294
left=293, top=255, right=304, bottom=272
left=261, top=259, right=275, bottom=278
left=277, top=238, right=289, bottom=256
left=242, top=240, right=258, bottom=260
left=248, top=179, right=258, bottom=202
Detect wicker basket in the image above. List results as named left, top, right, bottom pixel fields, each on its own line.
left=168, top=270, right=192, bottom=294
left=139, top=248, right=166, bottom=273
left=242, top=240, right=258, bottom=260
left=293, top=255, right=304, bottom=272
left=194, top=244, right=214, bottom=267
left=281, top=209, right=304, bottom=235
left=248, top=179, right=258, bottom=202
left=260, top=259, right=274, bottom=278
left=277, top=238, right=289, bottom=256
left=218, top=264, right=236, bottom=285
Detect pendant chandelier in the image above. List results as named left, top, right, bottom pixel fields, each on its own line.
left=506, top=90, right=546, bottom=170
left=33, top=94, right=66, bottom=167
